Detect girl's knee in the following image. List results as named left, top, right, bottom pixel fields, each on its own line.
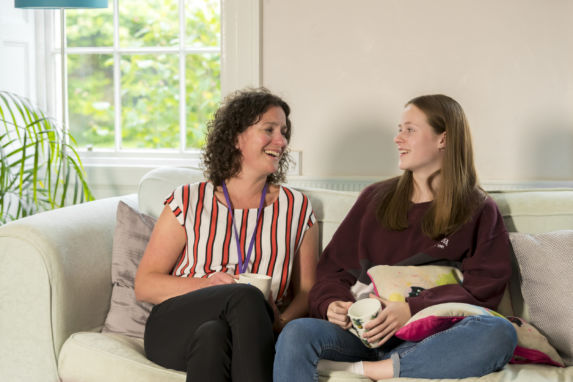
left=276, top=318, right=317, bottom=352
left=466, top=316, right=517, bottom=360
left=482, top=316, right=516, bottom=341
left=275, top=319, right=325, bottom=381
left=281, top=318, right=313, bottom=338
left=489, top=317, right=517, bottom=357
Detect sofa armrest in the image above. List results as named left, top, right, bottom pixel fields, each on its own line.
left=0, top=195, right=136, bottom=382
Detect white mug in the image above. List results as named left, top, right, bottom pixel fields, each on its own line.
left=347, top=298, right=382, bottom=348
left=237, top=272, right=272, bottom=298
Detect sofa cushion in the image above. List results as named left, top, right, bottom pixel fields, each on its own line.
left=102, top=201, right=156, bottom=338
left=318, top=362, right=570, bottom=382
left=395, top=302, right=496, bottom=342
left=59, top=332, right=567, bottom=382
left=367, top=264, right=513, bottom=316
left=509, top=230, right=573, bottom=366
left=138, top=167, right=205, bottom=218
left=394, top=303, right=564, bottom=367
left=367, top=265, right=463, bottom=302
left=58, top=332, right=184, bottom=382
left=508, top=316, right=563, bottom=367
left=490, top=190, right=573, bottom=234
left=58, top=330, right=571, bottom=382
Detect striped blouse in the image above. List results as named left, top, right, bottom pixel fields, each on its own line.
left=165, top=181, right=316, bottom=302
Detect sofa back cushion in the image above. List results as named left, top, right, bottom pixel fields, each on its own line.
left=137, top=167, right=362, bottom=248
left=138, top=169, right=573, bottom=236
left=508, top=230, right=573, bottom=366
left=489, top=189, right=573, bottom=234
left=138, top=167, right=205, bottom=218
left=292, top=187, right=359, bottom=249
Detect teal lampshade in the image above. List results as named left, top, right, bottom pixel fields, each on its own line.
left=15, top=0, right=107, bottom=8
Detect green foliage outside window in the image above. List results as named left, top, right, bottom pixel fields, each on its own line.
left=65, top=0, right=220, bottom=150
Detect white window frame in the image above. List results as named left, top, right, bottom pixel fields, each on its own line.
left=37, top=0, right=261, bottom=170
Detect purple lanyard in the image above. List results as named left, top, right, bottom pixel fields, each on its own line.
left=222, top=182, right=268, bottom=274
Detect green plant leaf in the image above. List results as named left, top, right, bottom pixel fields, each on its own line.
left=0, top=90, right=94, bottom=225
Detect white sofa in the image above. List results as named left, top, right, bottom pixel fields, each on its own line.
left=1, top=167, right=572, bottom=382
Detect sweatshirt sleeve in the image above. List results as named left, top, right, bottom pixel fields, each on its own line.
left=308, top=185, right=379, bottom=319
left=406, top=198, right=512, bottom=315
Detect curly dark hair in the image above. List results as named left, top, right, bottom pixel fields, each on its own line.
left=202, top=87, right=292, bottom=186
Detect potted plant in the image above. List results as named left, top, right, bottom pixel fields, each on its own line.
left=0, top=90, right=94, bottom=225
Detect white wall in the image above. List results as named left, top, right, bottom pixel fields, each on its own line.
left=3, top=1, right=573, bottom=199
left=263, top=0, right=573, bottom=184
left=0, top=4, right=36, bottom=98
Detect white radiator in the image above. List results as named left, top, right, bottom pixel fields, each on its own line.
left=287, top=177, right=573, bottom=193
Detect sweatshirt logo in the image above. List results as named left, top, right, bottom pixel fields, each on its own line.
left=436, top=238, right=449, bottom=249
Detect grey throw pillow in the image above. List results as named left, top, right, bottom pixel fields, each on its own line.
left=509, top=230, right=573, bottom=366
left=102, top=201, right=156, bottom=338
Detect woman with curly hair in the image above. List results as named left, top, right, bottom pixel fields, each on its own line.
left=135, top=88, right=318, bottom=382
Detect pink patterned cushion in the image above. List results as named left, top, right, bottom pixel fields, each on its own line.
left=395, top=303, right=564, bottom=367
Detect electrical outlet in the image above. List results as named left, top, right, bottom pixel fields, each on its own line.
left=288, top=150, right=301, bottom=176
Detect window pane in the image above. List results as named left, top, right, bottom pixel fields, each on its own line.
left=121, top=54, right=179, bottom=149
left=119, top=0, right=179, bottom=47
left=185, top=0, right=220, bottom=48
left=66, top=6, right=114, bottom=47
left=68, top=54, right=114, bottom=148
left=186, top=53, right=220, bottom=149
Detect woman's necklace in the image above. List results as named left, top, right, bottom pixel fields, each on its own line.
left=221, top=182, right=268, bottom=274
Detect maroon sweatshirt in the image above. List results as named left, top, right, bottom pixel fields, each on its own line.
left=308, top=180, right=512, bottom=319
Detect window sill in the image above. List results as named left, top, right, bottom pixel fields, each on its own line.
left=79, top=149, right=203, bottom=169
left=79, top=148, right=301, bottom=199
left=79, top=150, right=203, bottom=199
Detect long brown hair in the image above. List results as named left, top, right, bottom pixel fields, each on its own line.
left=377, top=94, right=484, bottom=239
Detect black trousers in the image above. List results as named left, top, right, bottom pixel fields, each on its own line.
left=144, top=284, right=275, bottom=382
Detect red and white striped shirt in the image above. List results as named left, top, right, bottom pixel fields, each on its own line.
left=165, top=182, right=316, bottom=302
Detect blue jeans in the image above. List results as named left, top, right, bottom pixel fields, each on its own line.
left=274, top=315, right=517, bottom=382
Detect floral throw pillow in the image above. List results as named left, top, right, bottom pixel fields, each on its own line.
left=367, top=264, right=463, bottom=302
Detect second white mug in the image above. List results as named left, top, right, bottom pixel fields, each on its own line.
left=347, top=298, right=382, bottom=348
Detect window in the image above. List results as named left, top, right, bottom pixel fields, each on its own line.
left=65, top=0, right=220, bottom=153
